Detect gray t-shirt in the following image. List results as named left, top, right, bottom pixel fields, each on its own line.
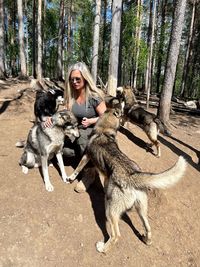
left=72, top=96, right=102, bottom=124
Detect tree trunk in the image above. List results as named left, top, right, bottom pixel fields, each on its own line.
left=133, top=0, right=143, bottom=89
left=32, top=0, right=36, bottom=78
left=100, top=0, right=107, bottom=82
left=156, top=0, right=167, bottom=93
left=0, top=0, right=6, bottom=78
left=8, top=1, right=17, bottom=76
left=146, top=0, right=157, bottom=109
left=67, top=0, right=72, bottom=67
left=43, top=0, right=46, bottom=77
left=17, top=0, right=27, bottom=78
left=107, top=0, right=123, bottom=96
left=57, top=0, right=65, bottom=80
left=158, top=0, right=187, bottom=124
left=37, top=0, right=43, bottom=80
left=180, top=1, right=196, bottom=97
left=117, top=1, right=124, bottom=86
left=91, top=0, right=101, bottom=84
left=24, top=0, right=29, bottom=76
left=144, top=0, right=153, bottom=95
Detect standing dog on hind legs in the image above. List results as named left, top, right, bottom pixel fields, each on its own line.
left=19, top=110, right=79, bottom=192
left=68, top=108, right=186, bottom=253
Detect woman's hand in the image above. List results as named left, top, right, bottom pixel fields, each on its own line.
left=43, top=117, right=53, bottom=128
left=81, top=117, right=97, bottom=128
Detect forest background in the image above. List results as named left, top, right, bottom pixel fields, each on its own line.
left=0, top=2, right=200, bottom=265
left=0, top=0, right=200, bottom=123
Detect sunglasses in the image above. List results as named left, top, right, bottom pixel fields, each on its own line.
left=70, top=77, right=82, bottom=83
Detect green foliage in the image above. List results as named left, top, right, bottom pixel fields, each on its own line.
left=1, top=0, right=200, bottom=99
left=71, top=0, right=94, bottom=67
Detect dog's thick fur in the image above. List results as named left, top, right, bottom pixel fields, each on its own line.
left=32, top=80, right=64, bottom=122
left=19, top=110, right=79, bottom=192
left=68, top=108, right=186, bottom=253
left=121, top=86, right=171, bottom=157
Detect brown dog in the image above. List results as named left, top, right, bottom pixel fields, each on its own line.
left=68, top=108, right=186, bottom=253
left=121, top=86, right=171, bottom=157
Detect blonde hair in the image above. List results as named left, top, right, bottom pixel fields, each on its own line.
left=65, top=62, right=104, bottom=110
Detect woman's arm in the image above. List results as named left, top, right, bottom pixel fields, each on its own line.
left=81, top=101, right=106, bottom=128
left=96, top=101, right=107, bottom=116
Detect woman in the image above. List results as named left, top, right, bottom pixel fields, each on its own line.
left=65, top=62, right=106, bottom=152
left=64, top=62, right=106, bottom=192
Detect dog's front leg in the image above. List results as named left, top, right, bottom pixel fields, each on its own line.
left=56, top=152, right=69, bottom=183
left=41, top=156, right=54, bottom=192
left=68, top=154, right=90, bottom=182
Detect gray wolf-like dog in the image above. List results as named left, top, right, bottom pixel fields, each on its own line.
left=19, top=110, right=79, bottom=192
left=68, top=108, right=186, bottom=253
left=121, top=86, right=171, bottom=157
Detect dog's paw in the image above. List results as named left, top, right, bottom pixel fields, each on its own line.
left=96, top=241, right=105, bottom=253
left=62, top=176, right=70, bottom=184
left=34, top=163, right=41, bottom=168
left=15, top=140, right=25, bottom=148
left=45, top=183, right=54, bottom=192
left=142, top=235, right=152, bottom=246
left=68, top=173, right=78, bottom=182
left=22, top=165, right=29, bottom=174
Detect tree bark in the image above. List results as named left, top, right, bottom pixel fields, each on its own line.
left=24, top=0, right=29, bottom=76
left=133, top=0, right=143, bottom=89
left=146, top=0, right=157, bottom=109
left=17, top=0, right=27, bottom=77
left=57, top=0, right=65, bottom=80
left=67, top=0, right=72, bottom=67
left=107, top=0, right=123, bottom=96
left=156, top=0, right=167, bottom=93
left=100, top=0, right=107, bottom=82
left=144, top=0, right=153, bottom=95
left=158, top=0, right=187, bottom=124
left=180, top=1, right=196, bottom=97
left=91, top=0, right=101, bottom=84
left=37, top=0, right=43, bottom=80
left=32, top=0, right=36, bottom=78
left=0, top=0, right=6, bottom=78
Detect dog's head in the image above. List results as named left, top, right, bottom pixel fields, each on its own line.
left=52, top=110, right=79, bottom=138
left=120, top=86, right=138, bottom=110
left=104, top=88, right=126, bottom=116
left=34, top=88, right=65, bottom=121
left=94, top=108, right=122, bottom=138
left=48, top=88, right=64, bottom=107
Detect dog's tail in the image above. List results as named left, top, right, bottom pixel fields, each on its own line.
left=136, top=156, right=186, bottom=190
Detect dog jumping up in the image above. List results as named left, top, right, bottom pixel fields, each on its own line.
left=68, top=108, right=186, bottom=253
left=121, top=86, right=171, bottom=157
left=19, top=110, right=79, bottom=192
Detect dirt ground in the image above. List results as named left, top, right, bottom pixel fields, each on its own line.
left=0, top=79, right=200, bottom=267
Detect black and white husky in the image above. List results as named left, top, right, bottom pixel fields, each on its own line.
left=19, top=110, right=79, bottom=192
